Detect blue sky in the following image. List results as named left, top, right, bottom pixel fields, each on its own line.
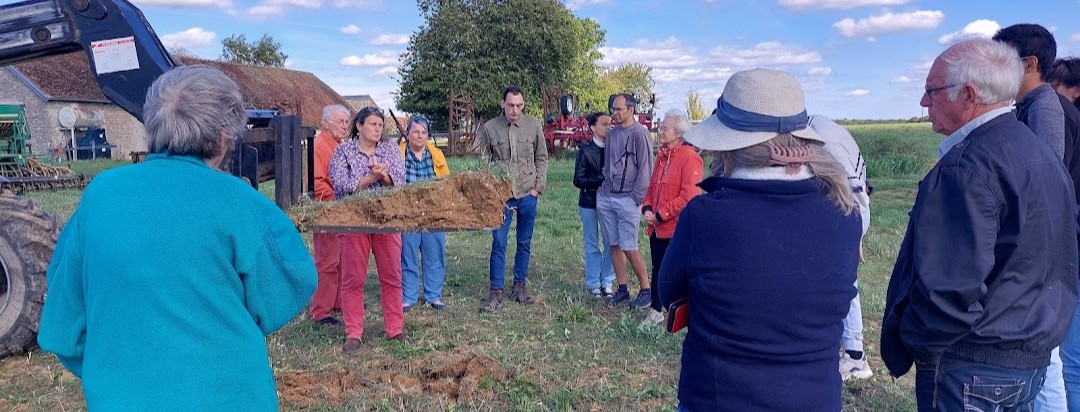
left=9, top=0, right=1080, bottom=119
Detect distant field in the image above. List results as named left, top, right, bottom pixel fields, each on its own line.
left=6, top=123, right=939, bottom=411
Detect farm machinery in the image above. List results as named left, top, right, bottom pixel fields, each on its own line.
left=0, top=104, right=84, bottom=193
left=0, top=0, right=309, bottom=358
left=540, top=85, right=658, bottom=153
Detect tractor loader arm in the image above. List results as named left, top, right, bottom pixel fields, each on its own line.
left=0, top=0, right=176, bottom=121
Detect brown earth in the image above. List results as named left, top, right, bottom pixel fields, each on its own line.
left=298, top=171, right=511, bottom=233
left=276, top=348, right=510, bottom=409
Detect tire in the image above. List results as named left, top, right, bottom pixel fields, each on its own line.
left=559, top=95, right=574, bottom=117
left=0, top=190, right=58, bottom=358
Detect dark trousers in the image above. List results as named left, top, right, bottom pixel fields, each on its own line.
left=915, top=354, right=1046, bottom=412
left=649, top=234, right=671, bottom=311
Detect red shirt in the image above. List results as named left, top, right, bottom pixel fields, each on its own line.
left=313, top=131, right=341, bottom=201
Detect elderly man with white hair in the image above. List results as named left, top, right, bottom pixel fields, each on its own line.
left=881, top=38, right=1078, bottom=411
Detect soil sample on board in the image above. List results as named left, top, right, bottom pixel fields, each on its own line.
left=291, top=170, right=511, bottom=233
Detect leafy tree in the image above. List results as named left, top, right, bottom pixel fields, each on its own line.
left=220, top=34, right=288, bottom=67
left=396, top=0, right=605, bottom=128
left=686, top=89, right=706, bottom=121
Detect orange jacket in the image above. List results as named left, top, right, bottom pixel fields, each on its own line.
left=313, top=131, right=341, bottom=201
left=399, top=140, right=450, bottom=178
left=642, top=143, right=703, bottom=238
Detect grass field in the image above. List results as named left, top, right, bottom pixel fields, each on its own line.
left=1, top=123, right=941, bottom=411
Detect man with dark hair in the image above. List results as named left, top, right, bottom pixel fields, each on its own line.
left=994, top=23, right=1065, bottom=159
left=597, top=93, right=654, bottom=308
left=994, top=23, right=1076, bottom=411
left=474, top=85, right=549, bottom=312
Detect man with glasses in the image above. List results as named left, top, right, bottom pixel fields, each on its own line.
left=474, top=85, right=549, bottom=312
left=597, top=93, right=654, bottom=309
left=309, top=104, right=351, bottom=326
left=882, top=38, right=1077, bottom=411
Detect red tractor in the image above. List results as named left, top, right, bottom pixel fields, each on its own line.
left=542, top=93, right=657, bottom=153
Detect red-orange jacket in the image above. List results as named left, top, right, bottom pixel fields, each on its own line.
left=642, top=143, right=703, bottom=238
left=313, top=130, right=341, bottom=201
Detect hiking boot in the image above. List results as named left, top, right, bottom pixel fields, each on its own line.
left=607, top=288, right=630, bottom=306
left=342, top=338, right=362, bottom=355
left=840, top=352, right=873, bottom=381
left=509, top=282, right=535, bottom=305
left=641, top=309, right=665, bottom=326
left=588, top=287, right=605, bottom=298
left=480, top=288, right=503, bottom=312
left=630, top=290, right=652, bottom=309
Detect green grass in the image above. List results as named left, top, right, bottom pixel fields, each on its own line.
left=3, top=123, right=937, bottom=411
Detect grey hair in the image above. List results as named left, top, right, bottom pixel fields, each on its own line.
left=322, top=104, right=349, bottom=121
left=942, top=38, right=1023, bottom=104
left=711, top=134, right=856, bottom=215
left=144, top=65, right=246, bottom=158
left=663, top=109, right=692, bottom=137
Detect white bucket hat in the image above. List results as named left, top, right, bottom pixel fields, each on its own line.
left=685, top=68, right=823, bottom=151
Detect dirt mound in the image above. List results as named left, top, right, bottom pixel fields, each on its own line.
left=276, top=351, right=511, bottom=408
left=295, top=171, right=511, bottom=233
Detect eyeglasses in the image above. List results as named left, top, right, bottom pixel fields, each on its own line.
left=924, top=84, right=957, bottom=98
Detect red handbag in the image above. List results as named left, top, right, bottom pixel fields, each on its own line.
left=665, top=297, right=689, bottom=333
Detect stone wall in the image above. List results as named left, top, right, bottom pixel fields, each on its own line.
left=0, top=69, right=146, bottom=160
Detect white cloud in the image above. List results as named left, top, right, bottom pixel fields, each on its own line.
left=160, top=27, right=216, bottom=50
left=567, top=0, right=612, bottom=10
left=845, top=89, right=871, bottom=96
left=599, top=37, right=700, bottom=68
left=708, top=41, right=822, bottom=65
left=891, top=75, right=912, bottom=83
left=372, top=67, right=399, bottom=77
left=808, top=67, right=832, bottom=76
left=341, top=25, right=361, bottom=34
left=1072, top=33, right=1080, bottom=42
left=247, top=0, right=377, bottom=16
left=938, top=20, right=1001, bottom=45
left=653, top=67, right=736, bottom=83
left=341, top=51, right=400, bottom=67
left=833, top=10, right=944, bottom=38
left=777, top=0, right=910, bottom=9
left=132, top=0, right=231, bottom=7
left=372, top=34, right=410, bottom=46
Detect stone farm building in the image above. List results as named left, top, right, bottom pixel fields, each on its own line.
left=0, top=53, right=351, bottom=160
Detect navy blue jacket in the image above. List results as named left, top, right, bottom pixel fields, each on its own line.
left=881, top=113, right=1078, bottom=377
left=659, top=176, right=859, bottom=412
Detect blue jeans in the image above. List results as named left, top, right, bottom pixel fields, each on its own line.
left=842, top=280, right=865, bottom=352
left=1034, top=347, right=1066, bottom=412
left=400, top=231, right=447, bottom=305
left=1061, top=284, right=1080, bottom=411
left=489, top=195, right=537, bottom=290
left=579, top=207, right=615, bottom=290
left=915, top=355, right=1046, bottom=412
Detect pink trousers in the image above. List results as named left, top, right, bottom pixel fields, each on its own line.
left=309, top=233, right=343, bottom=320
left=339, top=233, right=404, bottom=339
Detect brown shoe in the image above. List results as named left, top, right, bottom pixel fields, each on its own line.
left=342, top=338, right=361, bottom=354
left=509, top=282, right=535, bottom=305
left=479, top=288, right=503, bottom=312
left=387, top=333, right=410, bottom=344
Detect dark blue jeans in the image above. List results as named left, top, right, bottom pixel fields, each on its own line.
left=915, top=355, right=1046, bottom=412
left=489, top=195, right=537, bottom=290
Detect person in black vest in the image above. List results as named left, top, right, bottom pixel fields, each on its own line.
left=882, top=38, right=1078, bottom=412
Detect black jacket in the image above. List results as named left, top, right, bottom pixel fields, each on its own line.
left=881, top=113, right=1079, bottom=377
left=573, top=140, right=604, bottom=208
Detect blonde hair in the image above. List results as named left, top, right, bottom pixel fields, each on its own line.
left=713, top=133, right=856, bottom=215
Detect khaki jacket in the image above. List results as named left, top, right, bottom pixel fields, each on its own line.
left=474, top=114, right=548, bottom=198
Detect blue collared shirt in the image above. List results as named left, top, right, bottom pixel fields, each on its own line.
left=937, top=107, right=1015, bottom=159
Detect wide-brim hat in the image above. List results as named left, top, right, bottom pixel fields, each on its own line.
left=685, top=68, right=823, bottom=151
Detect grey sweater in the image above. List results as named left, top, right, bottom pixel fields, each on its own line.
left=1017, top=83, right=1066, bottom=160
left=599, top=122, right=654, bottom=204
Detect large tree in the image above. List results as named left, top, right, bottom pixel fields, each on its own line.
left=220, top=34, right=288, bottom=67
left=396, top=0, right=605, bottom=128
left=598, top=63, right=656, bottom=108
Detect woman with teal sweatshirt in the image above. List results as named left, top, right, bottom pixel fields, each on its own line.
left=37, top=65, right=318, bottom=411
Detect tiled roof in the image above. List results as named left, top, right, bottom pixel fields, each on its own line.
left=7, top=53, right=351, bottom=127
left=343, top=94, right=379, bottom=112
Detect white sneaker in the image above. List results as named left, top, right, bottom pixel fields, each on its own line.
left=840, top=352, right=873, bottom=381
left=641, top=309, right=665, bottom=326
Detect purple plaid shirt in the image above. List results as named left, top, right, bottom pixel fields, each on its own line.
left=328, top=139, right=405, bottom=200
